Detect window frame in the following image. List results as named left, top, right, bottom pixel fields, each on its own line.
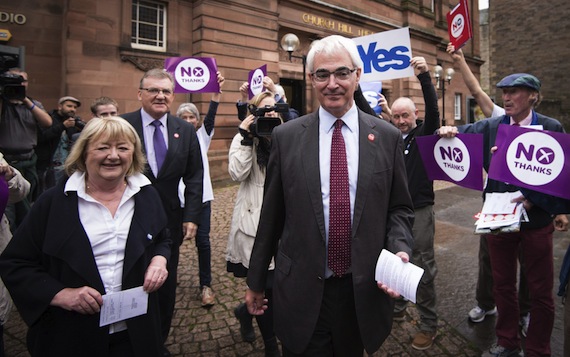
left=131, top=0, right=168, bottom=53
left=454, top=93, right=462, bottom=120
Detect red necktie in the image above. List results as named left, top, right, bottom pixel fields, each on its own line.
left=328, top=119, right=351, bottom=276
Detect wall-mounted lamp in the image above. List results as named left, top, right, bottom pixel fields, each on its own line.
left=280, top=33, right=306, bottom=115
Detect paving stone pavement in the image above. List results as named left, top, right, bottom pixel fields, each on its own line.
left=0, top=182, right=509, bottom=356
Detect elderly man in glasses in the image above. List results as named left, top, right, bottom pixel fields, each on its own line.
left=245, top=35, right=414, bottom=356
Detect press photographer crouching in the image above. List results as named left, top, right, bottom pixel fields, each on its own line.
left=36, top=96, right=86, bottom=195
left=0, top=68, right=52, bottom=232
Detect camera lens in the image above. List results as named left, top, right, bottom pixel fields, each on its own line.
left=75, top=118, right=86, bottom=129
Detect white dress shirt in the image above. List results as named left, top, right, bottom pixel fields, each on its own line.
left=178, top=124, right=214, bottom=206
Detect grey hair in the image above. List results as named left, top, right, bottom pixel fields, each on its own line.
left=139, top=68, right=175, bottom=90
left=306, top=35, right=363, bottom=73
left=176, top=103, right=200, bottom=122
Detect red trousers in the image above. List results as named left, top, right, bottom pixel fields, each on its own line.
left=487, top=224, right=555, bottom=357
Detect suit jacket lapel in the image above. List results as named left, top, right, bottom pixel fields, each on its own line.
left=353, top=112, right=378, bottom=235
left=127, top=111, right=157, bottom=181
left=130, top=111, right=147, bottom=152
left=161, top=114, right=181, bottom=175
left=301, top=112, right=327, bottom=242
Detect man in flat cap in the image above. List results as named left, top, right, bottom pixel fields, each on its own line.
left=36, top=96, right=86, bottom=194
left=438, top=73, right=567, bottom=357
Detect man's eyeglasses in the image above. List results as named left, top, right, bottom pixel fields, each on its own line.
left=140, top=87, right=173, bottom=96
left=310, top=67, right=357, bottom=82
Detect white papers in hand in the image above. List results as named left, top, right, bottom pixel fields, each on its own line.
left=374, top=249, right=424, bottom=303
left=475, top=191, right=526, bottom=231
left=481, top=191, right=523, bottom=214
left=100, top=286, right=148, bottom=327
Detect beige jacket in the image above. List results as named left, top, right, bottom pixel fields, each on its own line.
left=225, top=134, right=274, bottom=270
left=0, top=152, right=31, bottom=324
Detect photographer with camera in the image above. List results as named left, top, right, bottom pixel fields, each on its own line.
left=236, top=76, right=297, bottom=122
left=226, top=91, right=283, bottom=357
left=0, top=67, right=52, bottom=232
left=36, top=96, right=85, bottom=195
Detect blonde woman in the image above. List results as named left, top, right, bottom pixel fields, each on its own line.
left=0, top=117, right=171, bottom=357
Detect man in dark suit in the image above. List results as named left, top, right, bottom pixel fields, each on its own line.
left=245, top=35, right=414, bottom=355
left=121, top=69, right=203, bottom=355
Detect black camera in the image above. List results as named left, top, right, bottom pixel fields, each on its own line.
left=74, top=117, right=86, bottom=130
left=248, top=103, right=288, bottom=137
left=0, top=71, right=26, bottom=101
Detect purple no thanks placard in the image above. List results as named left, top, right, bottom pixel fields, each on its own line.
left=488, top=124, right=570, bottom=199
left=248, top=65, right=267, bottom=99
left=164, top=57, right=219, bottom=93
left=416, top=134, right=483, bottom=190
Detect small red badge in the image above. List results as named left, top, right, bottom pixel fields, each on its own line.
left=174, top=133, right=180, bottom=139
left=368, top=133, right=375, bottom=142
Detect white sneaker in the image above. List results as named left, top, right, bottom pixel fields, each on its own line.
left=468, top=306, right=497, bottom=323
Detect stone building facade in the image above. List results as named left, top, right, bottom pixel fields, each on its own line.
left=0, top=0, right=482, bottom=182
left=478, top=8, right=490, bottom=94
left=488, top=0, right=570, bottom=130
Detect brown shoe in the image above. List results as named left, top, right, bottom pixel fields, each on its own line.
left=412, top=330, right=437, bottom=350
left=200, top=286, right=215, bottom=307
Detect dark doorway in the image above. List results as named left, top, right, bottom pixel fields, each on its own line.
left=279, top=78, right=303, bottom=115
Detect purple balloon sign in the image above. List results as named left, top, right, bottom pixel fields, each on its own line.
left=164, top=57, right=220, bottom=93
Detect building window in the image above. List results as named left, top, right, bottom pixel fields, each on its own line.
left=454, top=93, right=462, bottom=120
left=131, top=0, right=167, bottom=52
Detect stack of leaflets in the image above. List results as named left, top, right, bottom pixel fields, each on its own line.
left=474, top=191, right=528, bottom=234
